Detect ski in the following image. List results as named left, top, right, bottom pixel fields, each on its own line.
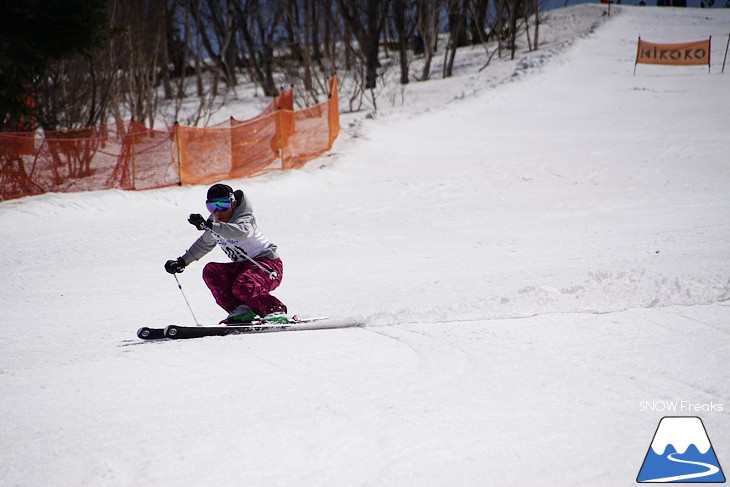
left=165, top=322, right=290, bottom=339
left=137, top=326, right=166, bottom=340
left=137, top=316, right=330, bottom=340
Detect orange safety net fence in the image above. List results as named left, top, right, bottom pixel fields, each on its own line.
left=281, top=76, right=340, bottom=171
left=0, top=122, right=179, bottom=199
left=0, top=78, right=338, bottom=200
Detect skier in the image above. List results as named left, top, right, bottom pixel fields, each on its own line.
left=164, top=183, right=288, bottom=324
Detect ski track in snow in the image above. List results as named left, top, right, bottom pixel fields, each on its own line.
left=1, top=5, right=730, bottom=487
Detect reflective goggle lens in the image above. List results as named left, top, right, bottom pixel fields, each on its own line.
left=206, top=198, right=232, bottom=213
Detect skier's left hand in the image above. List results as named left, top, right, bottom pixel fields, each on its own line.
left=188, top=213, right=211, bottom=231
left=164, top=257, right=186, bottom=274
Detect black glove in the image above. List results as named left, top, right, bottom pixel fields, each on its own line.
left=188, top=213, right=211, bottom=231
left=164, top=257, right=186, bottom=274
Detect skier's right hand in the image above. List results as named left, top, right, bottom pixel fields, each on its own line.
left=164, top=257, right=186, bottom=274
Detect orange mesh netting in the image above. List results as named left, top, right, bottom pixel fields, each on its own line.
left=281, top=76, right=340, bottom=170
left=0, top=78, right=338, bottom=200
left=255, top=86, right=295, bottom=117
left=122, top=121, right=180, bottom=190
left=177, top=112, right=280, bottom=185
left=0, top=122, right=179, bottom=199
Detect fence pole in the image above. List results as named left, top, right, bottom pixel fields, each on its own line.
left=174, top=122, right=183, bottom=185
left=709, top=35, right=712, bottom=74
left=275, top=109, right=286, bottom=170
left=131, top=122, right=137, bottom=190
left=327, top=76, right=340, bottom=148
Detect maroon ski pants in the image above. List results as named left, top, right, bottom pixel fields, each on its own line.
left=202, top=258, right=286, bottom=317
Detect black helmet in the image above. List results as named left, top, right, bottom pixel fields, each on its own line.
left=207, top=183, right=233, bottom=200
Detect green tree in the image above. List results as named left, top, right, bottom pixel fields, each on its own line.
left=0, top=0, right=107, bottom=130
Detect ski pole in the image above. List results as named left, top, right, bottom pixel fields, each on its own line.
left=203, top=226, right=278, bottom=280
left=173, top=274, right=201, bottom=326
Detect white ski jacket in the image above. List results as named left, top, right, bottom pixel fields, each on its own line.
left=181, top=190, right=279, bottom=264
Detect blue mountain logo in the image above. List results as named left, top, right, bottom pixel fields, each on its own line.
left=637, top=416, right=725, bottom=483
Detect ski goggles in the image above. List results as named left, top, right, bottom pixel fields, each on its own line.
left=206, top=197, right=233, bottom=213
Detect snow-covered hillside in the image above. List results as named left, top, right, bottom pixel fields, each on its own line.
left=1, top=5, right=729, bottom=486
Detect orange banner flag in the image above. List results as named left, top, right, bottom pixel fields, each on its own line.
left=635, top=38, right=711, bottom=67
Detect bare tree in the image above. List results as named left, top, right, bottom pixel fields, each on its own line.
left=283, top=0, right=321, bottom=102
left=282, top=0, right=344, bottom=105
left=468, top=0, right=490, bottom=45
left=508, top=0, right=522, bottom=59
left=443, top=0, right=468, bottom=78
left=190, top=0, right=238, bottom=90
left=164, top=0, right=231, bottom=126
left=35, top=50, right=111, bottom=130
left=316, top=0, right=344, bottom=75
left=27, top=0, right=550, bottom=130
left=390, top=0, right=414, bottom=85
left=415, top=0, right=442, bottom=81
left=33, top=0, right=168, bottom=129
left=530, top=0, right=542, bottom=51
left=234, top=0, right=284, bottom=97
left=122, top=0, right=169, bottom=126
left=336, top=0, right=391, bottom=90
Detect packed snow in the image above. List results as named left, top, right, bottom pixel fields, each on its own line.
left=1, top=5, right=729, bottom=486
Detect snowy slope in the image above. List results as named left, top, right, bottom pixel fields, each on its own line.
left=1, top=5, right=729, bottom=486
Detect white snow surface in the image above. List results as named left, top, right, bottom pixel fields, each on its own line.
left=2, top=5, right=730, bottom=486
